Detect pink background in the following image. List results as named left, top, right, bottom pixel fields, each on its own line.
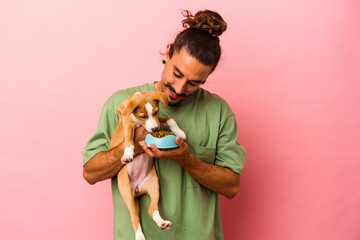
left=1, top=0, right=359, bottom=239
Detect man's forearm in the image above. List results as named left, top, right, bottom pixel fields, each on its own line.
left=181, top=154, right=241, bottom=199
left=83, top=143, right=125, bottom=185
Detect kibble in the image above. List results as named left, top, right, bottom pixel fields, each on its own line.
left=151, top=130, right=175, bottom=138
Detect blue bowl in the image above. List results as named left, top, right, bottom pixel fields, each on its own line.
left=145, top=131, right=179, bottom=149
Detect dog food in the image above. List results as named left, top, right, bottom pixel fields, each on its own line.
left=151, top=130, right=175, bottom=138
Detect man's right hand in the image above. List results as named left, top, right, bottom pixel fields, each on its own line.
left=133, top=126, right=150, bottom=155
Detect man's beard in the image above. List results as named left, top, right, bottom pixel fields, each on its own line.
left=163, top=83, right=187, bottom=106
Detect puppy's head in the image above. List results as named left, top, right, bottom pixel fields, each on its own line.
left=118, top=92, right=168, bottom=132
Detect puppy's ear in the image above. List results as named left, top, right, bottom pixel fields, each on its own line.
left=152, top=92, right=169, bottom=109
left=118, top=101, right=138, bottom=116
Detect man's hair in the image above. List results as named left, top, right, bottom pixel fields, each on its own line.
left=169, top=9, right=227, bottom=73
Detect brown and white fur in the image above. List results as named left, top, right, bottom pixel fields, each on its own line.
left=109, top=91, right=186, bottom=240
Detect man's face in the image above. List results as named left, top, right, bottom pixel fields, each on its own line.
left=157, top=46, right=213, bottom=106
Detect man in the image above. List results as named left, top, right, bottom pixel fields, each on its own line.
left=83, top=9, right=246, bottom=240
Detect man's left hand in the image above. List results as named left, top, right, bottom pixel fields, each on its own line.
left=139, top=137, right=190, bottom=165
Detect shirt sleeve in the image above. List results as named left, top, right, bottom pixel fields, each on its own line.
left=214, top=114, right=246, bottom=174
left=82, top=104, right=118, bottom=166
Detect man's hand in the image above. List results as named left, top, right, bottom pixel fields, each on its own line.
left=133, top=126, right=150, bottom=155
left=139, top=136, right=191, bottom=164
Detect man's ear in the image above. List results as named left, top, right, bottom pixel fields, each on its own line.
left=118, top=101, right=138, bottom=116
left=163, top=43, right=171, bottom=62
left=152, top=92, right=169, bottom=109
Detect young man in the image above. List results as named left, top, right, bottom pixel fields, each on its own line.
left=83, top=9, right=246, bottom=240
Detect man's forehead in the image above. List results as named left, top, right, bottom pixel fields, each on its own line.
left=171, top=51, right=212, bottom=80
left=172, top=65, right=208, bottom=83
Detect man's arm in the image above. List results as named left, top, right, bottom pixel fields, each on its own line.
left=182, top=153, right=240, bottom=199
left=139, top=137, right=241, bottom=199
left=83, top=126, right=148, bottom=185
left=83, top=143, right=125, bottom=185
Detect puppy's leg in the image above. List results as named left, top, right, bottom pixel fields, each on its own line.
left=159, top=117, right=186, bottom=140
left=134, top=198, right=145, bottom=240
left=109, top=117, right=124, bottom=150
left=121, top=121, right=136, bottom=163
left=142, top=165, right=172, bottom=230
left=118, top=168, right=146, bottom=240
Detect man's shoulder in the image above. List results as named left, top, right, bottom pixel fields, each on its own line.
left=197, top=88, right=235, bottom=117
left=198, top=88, right=231, bottom=107
left=199, top=88, right=223, bottom=100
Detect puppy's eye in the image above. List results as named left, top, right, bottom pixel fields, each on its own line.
left=140, top=115, right=147, bottom=119
left=154, top=111, right=159, bottom=115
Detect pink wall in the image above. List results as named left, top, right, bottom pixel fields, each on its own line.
left=1, top=0, right=359, bottom=239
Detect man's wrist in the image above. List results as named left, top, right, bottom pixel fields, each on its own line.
left=181, top=152, right=199, bottom=169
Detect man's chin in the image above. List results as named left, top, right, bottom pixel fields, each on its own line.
left=168, top=100, right=180, bottom=106
left=168, top=97, right=184, bottom=106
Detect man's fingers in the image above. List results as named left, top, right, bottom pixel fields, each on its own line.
left=150, top=144, right=163, bottom=157
left=139, top=140, right=185, bottom=161
left=139, top=141, right=164, bottom=158
left=176, top=136, right=184, bottom=146
left=139, top=141, right=154, bottom=157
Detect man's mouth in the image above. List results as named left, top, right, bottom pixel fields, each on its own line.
left=164, top=83, right=186, bottom=100
left=169, top=89, right=179, bottom=99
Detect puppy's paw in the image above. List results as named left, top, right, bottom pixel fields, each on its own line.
left=160, top=220, right=172, bottom=230
left=175, top=129, right=186, bottom=140
left=121, top=156, right=133, bottom=164
left=152, top=210, right=172, bottom=230
left=167, top=119, right=186, bottom=140
left=121, top=145, right=134, bottom=164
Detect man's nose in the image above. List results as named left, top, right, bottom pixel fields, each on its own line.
left=174, top=80, right=187, bottom=95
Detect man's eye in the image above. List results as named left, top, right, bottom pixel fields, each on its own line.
left=189, top=81, right=200, bottom=86
left=173, top=72, right=181, bottom=78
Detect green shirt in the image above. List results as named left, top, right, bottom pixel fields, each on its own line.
left=83, top=83, right=246, bottom=240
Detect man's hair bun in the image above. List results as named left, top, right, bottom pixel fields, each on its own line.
left=181, top=9, right=227, bottom=37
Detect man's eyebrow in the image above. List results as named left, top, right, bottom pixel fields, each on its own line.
left=173, top=66, right=184, bottom=76
left=173, top=65, right=205, bottom=84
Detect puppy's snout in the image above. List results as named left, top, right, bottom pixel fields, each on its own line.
left=151, top=127, right=159, bottom=132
